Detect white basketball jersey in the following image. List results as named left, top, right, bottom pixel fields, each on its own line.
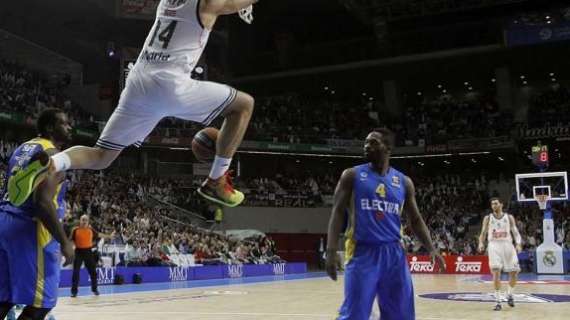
left=487, top=213, right=512, bottom=242
left=137, top=0, right=210, bottom=71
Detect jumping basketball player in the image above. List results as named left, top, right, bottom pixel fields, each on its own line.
left=326, top=128, right=446, bottom=320
left=0, top=108, right=74, bottom=320
left=478, top=197, right=522, bottom=311
left=8, top=0, right=260, bottom=209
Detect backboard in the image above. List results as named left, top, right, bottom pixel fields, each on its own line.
left=515, top=171, right=568, bottom=203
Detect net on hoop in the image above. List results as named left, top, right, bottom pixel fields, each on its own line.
left=535, top=194, right=550, bottom=210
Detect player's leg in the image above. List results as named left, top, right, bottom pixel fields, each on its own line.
left=171, top=80, right=252, bottom=207
left=216, top=91, right=254, bottom=158
left=2, top=304, right=15, bottom=320
left=491, top=269, right=502, bottom=310
left=487, top=242, right=503, bottom=310
left=0, top=226, right=15, bottom=319
left=83, top=251, right=99, bottom=295
left=52, top=101, right=163, bottom=173
left=337, top=246, right=379, bottom=320
left=376, top=242, right=415, bottom=320
left=16, top=306, right=51, bottom=320
left=504, top=244, right=520, bottom=307
left=9, top=71, right=162, bottom=205
left=70, top=252, right=85, bottom=297
left=0, top=212, right=15, bottom=319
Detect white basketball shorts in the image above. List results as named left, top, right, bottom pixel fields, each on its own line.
left=488, top=241, right=520, bottom=272
left=96, top=63, right=237, bottom=151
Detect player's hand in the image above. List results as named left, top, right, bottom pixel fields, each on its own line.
left=325, top=249, right=338, bottom=281
left=516, top=244, right=522, bottom=253
left=61, top=241, right=75, bottom=266
left=431, top=252, right=446, bottom=273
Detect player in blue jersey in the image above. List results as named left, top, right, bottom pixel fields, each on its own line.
left=0, top=108, right=75, bottom=320
left=326, top=128, right=446, bottom=320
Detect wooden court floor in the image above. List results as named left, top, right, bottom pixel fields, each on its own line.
left=52, top=274, right=570, bottom=320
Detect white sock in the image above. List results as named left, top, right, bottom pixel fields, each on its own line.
left=495, top=290, right=501, bottom=302
left=208, top=156, right=232, bottom=180
left=507, top=285, right=514, bottom=296
left=52, top=152, right=71, bottom=172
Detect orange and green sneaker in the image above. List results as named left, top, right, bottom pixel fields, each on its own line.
left=7, top=151, right=51, bottom=207
left=198, top=171, right=244, bottom=207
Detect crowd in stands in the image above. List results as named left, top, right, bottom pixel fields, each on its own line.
left=402, top=173, right=488, bottom=255
left=528, top=84, right=570, bottom=127
left=63, top=171, right=284, bottom=267
left=402, top=93, right=513, bottom=145
left=1, top=58, right=570, bottom=266
left=3, top=134, right=570, bottom=268
left=3, top=56, right=569, bottom=151
left=0, top=59, right=94, bottom=129
left=152, top=90, right=516, bottom=147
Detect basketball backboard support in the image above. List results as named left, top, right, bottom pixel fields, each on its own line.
left=515, top=171, right=568, bottom=203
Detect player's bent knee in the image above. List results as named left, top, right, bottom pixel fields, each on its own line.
left=225, top=91, right=254, bottom=116
left=93, top=147, right=121, bottom=170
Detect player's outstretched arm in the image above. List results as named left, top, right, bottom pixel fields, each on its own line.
left=478, top=215, right=489, bottom=253
left=33, top=174, right=74, bottom=265
left=508, top=215, right=522, bottom=253
left=403, top=176, right=446, bottom=272
left=204, top=0, right=260, bottom=15
left=325, top=168, right=354, bottom=281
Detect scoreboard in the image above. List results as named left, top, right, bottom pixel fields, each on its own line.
left=531, top=144, right=549, bottom=167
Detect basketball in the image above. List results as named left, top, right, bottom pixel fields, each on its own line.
left=192, top=127, right=218, bottom=162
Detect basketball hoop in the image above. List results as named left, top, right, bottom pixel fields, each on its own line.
left=535, top=194, right=550, bottom=210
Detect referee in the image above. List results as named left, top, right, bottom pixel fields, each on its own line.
left=70, top=215, right=114, bottom=297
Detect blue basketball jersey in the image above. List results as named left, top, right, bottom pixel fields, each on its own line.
left=345, top=164, right=406, bottom=248
left=0, top=137, right=67, bottom=220
left=338, top=164, right=414, bottom=320
left=0, top=138, right=67, bottom=309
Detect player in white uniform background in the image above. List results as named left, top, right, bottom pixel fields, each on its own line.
left=9, top=0, right=260, bottom=208
left=478, top=197, right=522, bottom=311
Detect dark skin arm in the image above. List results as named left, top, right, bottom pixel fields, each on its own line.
left=403, top=176, right=446, bottom=272
left=33, top=173, right=74, bottom=266
left=325, top=169, right=354, bottom=281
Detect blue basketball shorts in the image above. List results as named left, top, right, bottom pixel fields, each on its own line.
left=337, top=241, right=415, bottom=320
left=0, top=211, right=61, bottom=308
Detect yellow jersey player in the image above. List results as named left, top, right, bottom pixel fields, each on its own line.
left=0, top=108, right=74, bottom=320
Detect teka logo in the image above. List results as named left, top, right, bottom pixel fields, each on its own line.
left=169, top=267, right=189, bottom=282
left=228, top=265, right=243, bottom=278
left=455, top=256, right=482, bottom=273
left=409, top=256, right=434, bottom=272
left=272, top=263, right=286, bottom=275
left=95, top=267, right=116, bottom=285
